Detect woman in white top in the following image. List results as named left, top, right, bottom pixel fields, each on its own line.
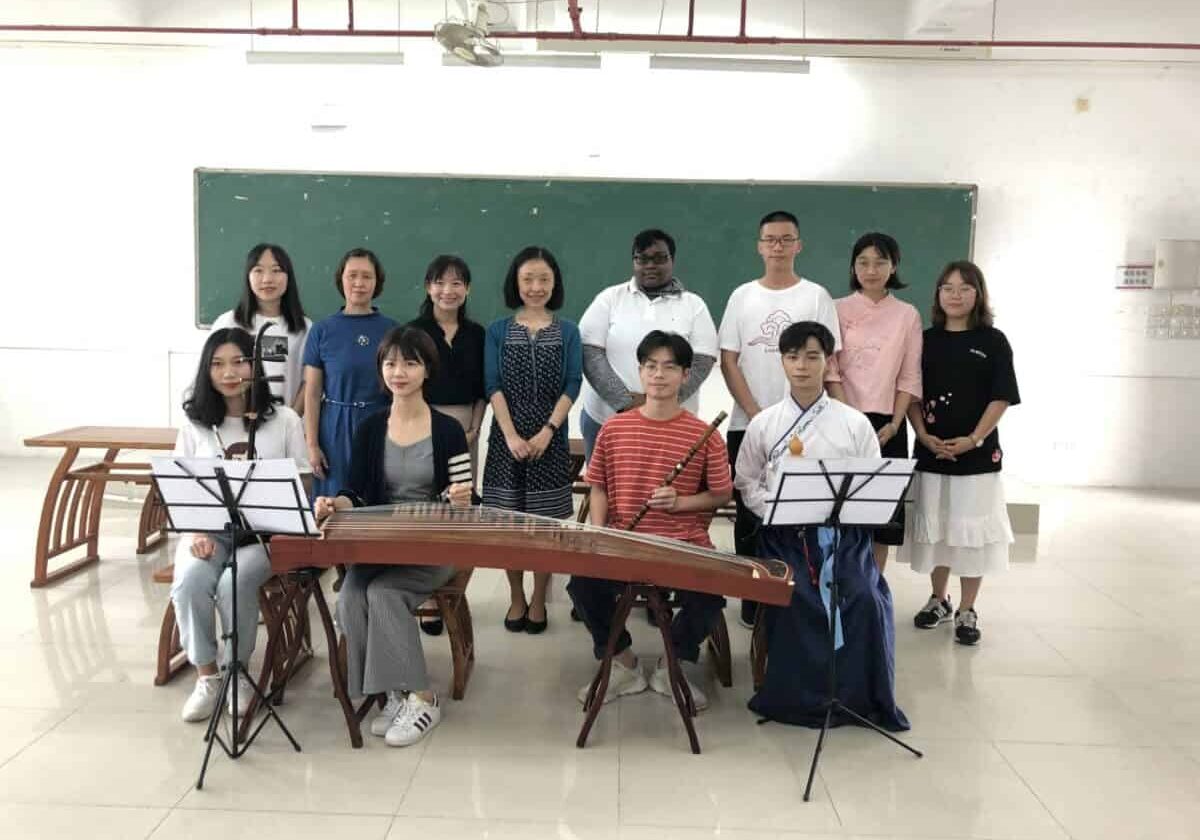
left=209, top=243, right=312, bottom=410
left=578, top=229, right=719, bottom=460
left=171, top=328, right=311, bottom=724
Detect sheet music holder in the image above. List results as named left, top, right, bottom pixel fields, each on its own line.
left=761, top=455, right=923, bottom=802
left=151, top=456, right=317, bottom=789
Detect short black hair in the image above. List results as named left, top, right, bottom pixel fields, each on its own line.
left=849, top=232, right=907, bottom=291
left=376, top=326, right=440, bottom=396
left=419, top=254, right=473, bottom=323
left=759, top=210, right=800, bottom=233
left=334, top=247, right=386, bottom=299
left=236, top=243, right=308, bottom=333
left=503, top=246, right=564, bottom=310
left=636, top=330, right=693, bottom=368
left=184, top=328, right=277, bottom=431
left=632, top=229, right=676, bottom=259
left=778, top=321, right=835, bottom=357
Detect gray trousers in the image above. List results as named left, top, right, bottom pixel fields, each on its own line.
left=170, top=536, right=272, bottom=667
left=337, top=563, right=456, bottom=697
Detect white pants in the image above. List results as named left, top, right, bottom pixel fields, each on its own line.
left=170, top=536, right=272, bottom=667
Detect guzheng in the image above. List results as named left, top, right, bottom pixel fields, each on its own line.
left=270, top=503, right=794, bottom=606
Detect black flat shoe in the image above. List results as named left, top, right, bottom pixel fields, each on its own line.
left=525, top=606, right=548, bottom=635
left=420, top=616, right=444, bottom=636
left=570, top=606, right=582, bottom=622
left=504, top=608, right=528, bottom=633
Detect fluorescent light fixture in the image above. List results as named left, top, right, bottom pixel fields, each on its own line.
left=649, top=55, right=810, bottom=73
left=246, top=51, right=405, bottom=65
left=441, top=52, right=600, bottom=69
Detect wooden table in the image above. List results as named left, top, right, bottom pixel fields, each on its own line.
left=23, top=426, right=178, bottom=588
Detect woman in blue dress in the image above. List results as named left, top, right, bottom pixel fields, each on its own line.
left=482, top=246, right=582, bottom=635
left=303, top=248, right=398, bottom=497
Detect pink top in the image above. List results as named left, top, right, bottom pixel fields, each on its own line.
left=826, top=292, right=922, bottom=415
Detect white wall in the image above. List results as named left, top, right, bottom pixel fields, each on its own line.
left=1, top=38, right=1198, bottom=488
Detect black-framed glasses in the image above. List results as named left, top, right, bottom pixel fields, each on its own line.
left=633, top=253, right=671, bottom=266
left=759, top=236, right=799, bottom=247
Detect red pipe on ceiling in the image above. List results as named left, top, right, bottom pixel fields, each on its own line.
left=687, top=1, right=696, bottom=38
left=347, top=0, right=354, bottom=31
left=739, top=0, right=748, bottom=39
left=567, top=0, right=585, bottom=37
left=1, top=23, right=1199, bottom=51
left=291, top=0, right=299, bottom=30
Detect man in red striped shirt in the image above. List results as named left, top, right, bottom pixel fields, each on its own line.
left=567, top=331, right=732, bottom=710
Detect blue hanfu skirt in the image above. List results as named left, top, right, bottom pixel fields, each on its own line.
left=748, top=525, right=910, bottom=732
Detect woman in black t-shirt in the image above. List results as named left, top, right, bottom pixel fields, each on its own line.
left=900, top=261, right=1020, bottom=646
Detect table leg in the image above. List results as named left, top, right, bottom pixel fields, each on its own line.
left=137, top=485, right=168, bottom=555
left=32, top=446, right=119, bottom=588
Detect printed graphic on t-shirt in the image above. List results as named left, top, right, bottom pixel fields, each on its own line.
left=357, top=334, right=370, bottom=346
left=747, top=310, right=794, bottom=352
left=922, top=392, right=953, bottom=425
left=261, top=335, right=288, bottom=358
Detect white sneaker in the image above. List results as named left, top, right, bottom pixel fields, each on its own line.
left=227, top=672, right=255, bottom=718
left=649, top=660, right=709, bottom=712
left=577, top=657, right=648, bottom=707
left=370, top=691, right=408, bottom=737
left=182, top=674, right=222, bottom=723
left=385, top=693, right=441, bottom=747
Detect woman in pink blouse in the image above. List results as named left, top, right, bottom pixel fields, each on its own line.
left=826, top=232, right=923, bottom=572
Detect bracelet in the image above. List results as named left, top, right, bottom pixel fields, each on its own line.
left=544, top=420, right=560, bottom=433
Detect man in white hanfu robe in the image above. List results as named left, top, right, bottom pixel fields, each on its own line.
left=734, top=321, right=909, bottom=731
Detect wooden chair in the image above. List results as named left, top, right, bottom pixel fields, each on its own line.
left=153, top=564, right=313, bottom=692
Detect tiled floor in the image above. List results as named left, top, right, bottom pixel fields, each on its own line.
left=0, top=456, right=1198, bottom=839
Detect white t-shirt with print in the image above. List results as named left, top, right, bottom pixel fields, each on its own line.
left=209, top=311, right=313, bottom=406
left=174, top=405, right=311, bottom=472
left=578, top=278, right=719, bottom=423
left=718, top=278, right=841, bottom=431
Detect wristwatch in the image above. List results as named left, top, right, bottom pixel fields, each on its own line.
left=545, top=419, right=560, bottom=433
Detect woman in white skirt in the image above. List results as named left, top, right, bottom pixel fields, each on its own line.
left=900, top=261, right=1020, bottom=645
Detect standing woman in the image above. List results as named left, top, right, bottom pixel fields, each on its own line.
left=901, top=261, right=1020, bottom=646
left=482, top=246, right=582, bottom=635
left=825, top=233, right=922, bottom=572
left=172, top=329, right=310, bottom=723
left=408, top=255, right=486, bottom=476
left=313, top=327, right=474, bottom=747
left=303, top=248, right=398, bottom=498
left=210, top=243, right=312, bottom=410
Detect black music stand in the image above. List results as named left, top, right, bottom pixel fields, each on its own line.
left=762, top=456, right=923, bottom=801
left=151, top=456, right=317, bottom=789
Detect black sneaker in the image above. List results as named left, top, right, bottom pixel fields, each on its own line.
left=739, top=599, right=758, bottom=629
left=914, top=595, right=953, bottom=629
left=955, top=608, right=981, bottom=645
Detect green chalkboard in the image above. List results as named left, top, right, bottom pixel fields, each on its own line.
left=195, top=169, right=975, bottom=329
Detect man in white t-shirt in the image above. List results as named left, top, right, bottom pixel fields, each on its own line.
left=718, top=210, right=845, bottom=628
left=578, top=229, right=719, bottom=459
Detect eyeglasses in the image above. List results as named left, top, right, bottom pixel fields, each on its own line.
left=633, top=253, right=671, bottom=266
left=939, top=285, right=976, bottom=297
left=640, top=362, right=682, bottom=374
left=759, top=236, right=799, bottom=248
left=854, top=258, right=893, bottom=271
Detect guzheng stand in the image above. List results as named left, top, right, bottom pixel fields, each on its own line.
left=577, top=584, right=702, bottom=754
left=152, top=456, right=315, bottom=789
left=762, top=456, right=924, bottom=801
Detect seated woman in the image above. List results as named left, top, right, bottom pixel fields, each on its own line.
left=172, top=328, right=311, bottom=723
left=734, top=321, right=908, bottom=732
left=313, top=326, right=473, bottom=748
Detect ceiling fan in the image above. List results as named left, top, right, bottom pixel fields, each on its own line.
left=435, top=0, right=504, bottom=67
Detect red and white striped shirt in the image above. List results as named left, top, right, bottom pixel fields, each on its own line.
left=587, top=409, right=731, bottom=548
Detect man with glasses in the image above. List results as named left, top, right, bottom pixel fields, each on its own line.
left=578, top=229, right=719, bottom=460
left=718, top=210, right=843, bottom=628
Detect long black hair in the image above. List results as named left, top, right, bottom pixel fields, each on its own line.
left=234, top=243, right=308, bottom=333
left=418, top=254, right=473, bottom=324
left=184, top=328, right=277, bottom=430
